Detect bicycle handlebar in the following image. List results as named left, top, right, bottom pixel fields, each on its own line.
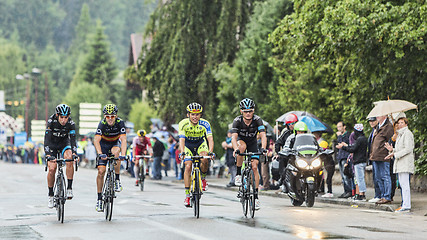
left=184, top=155, right=212, bottom=160
left=45, top=157, right=77, bottom=172
left=135, top=155, right=152, bottom=158
left=237, top=152, right=264, bottom=156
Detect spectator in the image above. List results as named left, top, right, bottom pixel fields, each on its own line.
left=337, top=124, right=368, bottom=201
left=152, top=137, right=165, bottom=180
left=222, top=130, right=236, bottom=187
left=336, top=121, right=352, bottom=198
left=260, top=138, right=274, bottom=190
left=370, top=115, right=394, bottom=204
left=85, top=138, right=97, bottom=168
left=367, top=117, right=381, bottom=203
left=385, top=113, right=414, bottom=212
left=168, top=136, right=178, bottom=179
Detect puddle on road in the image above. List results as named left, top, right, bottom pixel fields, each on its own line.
left=216, top=216, right=354, bottom=239
left=347, top=225, right=404, bottom=233
left=0, top=225, right=42, bottom=239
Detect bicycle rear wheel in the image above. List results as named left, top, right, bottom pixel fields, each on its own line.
left=139, top=165, right=145, bottom=191
left=248, top=170, right=256, bottom=218
left=193, top=170, right=200, bottom=218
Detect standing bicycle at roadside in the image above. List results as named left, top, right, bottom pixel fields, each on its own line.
left=178, top=103, right=215, bottom=207
left=132, top=129, right=153, bottom=185
left=231, top=98, right=267, bottom=210
left=44, top=104, right=79, bottom=208
left=93, top=104, right=127, bottom=212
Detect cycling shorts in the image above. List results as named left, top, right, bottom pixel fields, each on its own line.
left=97, top=140, right=121, bottom=167
left=237, top=138, right=260, bottom=160
left=183, top=139, right=209, bottom=162
left=46, top=138, right=71, bottom=157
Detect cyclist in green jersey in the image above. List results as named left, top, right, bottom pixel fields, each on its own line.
left=178, top=103, right=215, bottom=207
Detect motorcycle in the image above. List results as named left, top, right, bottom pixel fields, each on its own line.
left=279, top=134, right=333, bottom=207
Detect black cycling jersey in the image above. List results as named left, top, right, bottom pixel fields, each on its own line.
left=275, top=128, right=292, bottom=153
left=231, top=115, right=266, bottom=143
left=95, top=117, right=126, bottom=143
left=44, top=114, right=77, bottom=155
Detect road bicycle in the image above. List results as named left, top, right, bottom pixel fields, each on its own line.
left=185, top=155, right=211, bottom=218
left=237, top=151, right=263, bottom=218
left=134, top=155, right=152, bottom=191
left=101, top=155, right=128, bottom=221
left=45, top=155, right=78, bottom=223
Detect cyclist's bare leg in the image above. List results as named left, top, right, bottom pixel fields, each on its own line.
left=133, top=158, right=139, bottom=179
left=96, top=166, right=106, bottom=193
left=184, top=160, right=193, bottom=188
left=199, top=151, right=209, bottom=173
left=47, top=161, right=57, bottom=188
left=235, top=140, right=247, bottom=168
left=111, top=146, right=121, bottom=175
left=251, top=159, right=260, bottom=188
left=63, top=149, right=74, bottom=180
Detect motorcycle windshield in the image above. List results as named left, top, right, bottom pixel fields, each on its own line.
left=293, top=134, right=318, bottom=156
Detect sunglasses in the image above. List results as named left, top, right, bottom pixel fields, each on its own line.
left=105, top=115, right=116, bottom=119
left=242, top=110, right=254, bottom=113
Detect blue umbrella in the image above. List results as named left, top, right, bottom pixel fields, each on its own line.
left=299, top=116, right=331, bottom=133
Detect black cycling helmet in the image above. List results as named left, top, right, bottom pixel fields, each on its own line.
left=55, top=104, right=71, bottom=116
left=239, top=98, right=255, bottom=110
left=103, top=104, right=118, bottom=115
left=186, top=102, right=203, bottom=113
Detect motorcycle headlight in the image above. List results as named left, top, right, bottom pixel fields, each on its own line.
left=311, top=158, right=321, bottom=168
left=296, top=159, right=308, bottom=169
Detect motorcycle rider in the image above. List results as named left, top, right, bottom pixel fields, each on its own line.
left=282, top=121, right=311, bottom=197
left=273, top=113, right=298, bottom=192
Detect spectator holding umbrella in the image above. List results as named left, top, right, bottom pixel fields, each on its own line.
left=385, top=113, right=414, bottom=212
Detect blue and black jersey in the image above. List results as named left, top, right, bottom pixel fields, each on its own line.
left=44, top=114, right=77, bottom=155
left=231, top=114, right=266, bottom=144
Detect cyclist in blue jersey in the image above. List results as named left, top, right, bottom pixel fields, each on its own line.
left=44, top=104, right=79, bottom=208
left=231, top=98, right=267, bottom=210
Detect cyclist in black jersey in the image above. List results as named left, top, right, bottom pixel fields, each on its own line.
left=231, top=98, right=267, bottom=210
left=44, top=104, right=79, bottom=208
left=93, top=104, right=127, bottom=212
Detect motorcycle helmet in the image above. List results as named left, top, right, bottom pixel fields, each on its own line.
left=186, top=102, right=203, bottom=113
left=137, top=129, right=146, bottom=137
left=55, top=104, right=71, bottom=116
left=103, top=104, right=118, bottom=115
left=239, top=98, right=255, bottom=110
left=294, top=121, right=308, bottom=133
left=285, top=113, right=298, bottom=125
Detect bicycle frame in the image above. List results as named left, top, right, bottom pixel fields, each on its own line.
left=185, top=155, right=211, bottom=218
left=135, top=155, right=152, bottom=191
left=237, top=152, right=262, bottom=218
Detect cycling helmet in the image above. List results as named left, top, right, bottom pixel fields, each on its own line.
left=186, top=102, right=203, bottom=113
left=285, top=113, right=298, bottom=124
left=55, top=104, right=71, bottom=116
left=239, top=98, right=255, bottom=110
left=294, top=121, right=308, bottom=132
left=137, top=129, right=146, bottom=137
left=103, top=104, right=118, bottom=115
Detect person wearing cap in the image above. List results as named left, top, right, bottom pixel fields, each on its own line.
left=385, top=113, right=414, bottom=212
left=337, top=124, right=368, bottom=201
left=367, top=117, right=381, bottom=203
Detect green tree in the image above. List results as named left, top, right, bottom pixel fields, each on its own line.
left=269, top=0, right=426, bottom=172
left=79, top=20, right=117, bottom=91
left=128, top=100, right=158, bottom=132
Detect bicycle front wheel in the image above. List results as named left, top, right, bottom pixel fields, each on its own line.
left=56, top=175, right=66, bottom=223
left=192, top=169, right=200, bottom=218
left=139, top=165, right=145, bottom=191
left=241, top=174, right=248, bottom=217
left=104, top=174, right=114, bottom=221
left=248, top=169, right=256, bottom=218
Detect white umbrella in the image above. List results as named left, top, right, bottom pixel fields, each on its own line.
left=367, top=99, right=417, bottom=118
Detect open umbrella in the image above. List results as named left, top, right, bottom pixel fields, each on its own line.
left=367, top=99, right=417, bottom=118
left=276, top=111, right=333, bottom=133
left=299, top=116, right=331, bottom=133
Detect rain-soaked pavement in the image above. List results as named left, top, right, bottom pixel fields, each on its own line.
left=1, top=161, right=426, bottom=240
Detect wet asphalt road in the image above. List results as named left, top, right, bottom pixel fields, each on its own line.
left=1, top=161, right=426, bottom=240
